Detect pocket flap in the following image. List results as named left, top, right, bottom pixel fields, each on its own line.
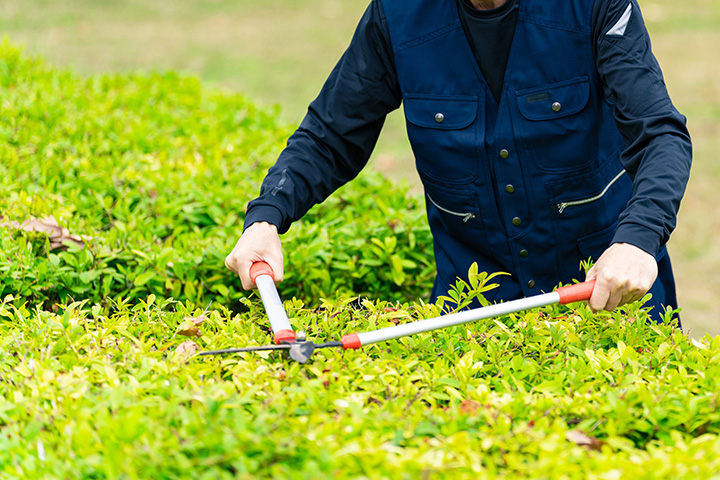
left=424, top=183, right=478, bottom=215
left=579, top=225, right=669, bottom=265
left=404, top=94, right=478, bottom=129
left=517, top=78, right=590, bottom=121
left=577, top=222, right=617, bottom=262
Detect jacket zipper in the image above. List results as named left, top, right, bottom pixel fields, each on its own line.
left=556, top=170, right=627, bottom=214
left=426, top=193, right=477, bottom=223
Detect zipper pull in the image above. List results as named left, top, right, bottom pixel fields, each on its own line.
left=462, top=213, right=477, bottom=223
left=557, top=203, right=567, bottom=214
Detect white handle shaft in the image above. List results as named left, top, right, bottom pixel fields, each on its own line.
left=255, top=274, right=292, bottom=334
left=355, top=292, right=560, bottom=346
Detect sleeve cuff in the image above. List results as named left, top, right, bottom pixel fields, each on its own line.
left=611, top=222, right=663, bottom=259
left=243, top=205, right=284, bottom=234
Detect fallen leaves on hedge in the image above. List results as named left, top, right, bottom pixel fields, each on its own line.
left=0, top=215, right=87, bottom=250
left=566, top=430, right=605, bottom=451
left=175, top=340, right=199, bottom=358
left=460, top=399, right=481, bottom=415
left=176, top=313, right=207, bottom=337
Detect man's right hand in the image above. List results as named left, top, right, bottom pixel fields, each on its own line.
left=225, top=222, right=284, bottom=290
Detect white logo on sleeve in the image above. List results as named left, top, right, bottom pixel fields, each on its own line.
left=606, top=3, right=633, bottom=37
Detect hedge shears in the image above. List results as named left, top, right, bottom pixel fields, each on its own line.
left=199, top=261, right=596, bottom=363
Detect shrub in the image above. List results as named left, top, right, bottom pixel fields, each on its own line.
left=1, top=290, right=719, bottom=479
left=0, top=40, right=435, bottom=310
left=1, top=43, right=718, bottom=479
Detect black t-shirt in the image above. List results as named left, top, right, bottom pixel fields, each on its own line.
left=457, top=0, right=520, bottom=103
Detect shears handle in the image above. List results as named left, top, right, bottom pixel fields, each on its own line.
left=556, top=280, right=596, bottom=304
left=340, top=280, right=596, bottom=350
left=250, top=261, right=296, bottom=344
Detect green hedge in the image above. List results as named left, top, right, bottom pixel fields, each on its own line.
left=2, top=290, right=719, bottom=479
left=1, top=43, right=719, bottom=479
left=0, top=40, right=435, bottom=309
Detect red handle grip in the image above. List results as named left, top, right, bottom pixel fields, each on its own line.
left=250, top=261, right=274, bottom=284
left=341, top=333, right=362, bottom=350
left=556, top=280, right=596, bottom=304
left=274, top=329, right=296, bottom=344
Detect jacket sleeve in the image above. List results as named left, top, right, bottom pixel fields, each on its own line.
left=243, top=0, right=402, bottom=234
left=593, top=0, right=692, bottom=258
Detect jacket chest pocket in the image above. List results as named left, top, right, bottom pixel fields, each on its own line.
left=423, top=184, right=487, bottom=251
left=404, top=94, right=480, bottom=185
left=514, top=77, right=596, bottom=172
left=546, top=165, right=632, bottom=281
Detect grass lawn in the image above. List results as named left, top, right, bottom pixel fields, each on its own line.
left=0, top=0, right=718, bottom=337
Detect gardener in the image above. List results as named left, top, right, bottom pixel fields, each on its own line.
left=225, top=0, right=692, bottom=322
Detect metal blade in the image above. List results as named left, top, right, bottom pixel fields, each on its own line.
left=288, top=341, right=343, bottom=363
left=288, top=341, right=315, bottom=363
left=314, top=341, right=343, bottom=349
left=197, top=344, right=291, bottom=356
left=198, top=340, right=344, bottom=362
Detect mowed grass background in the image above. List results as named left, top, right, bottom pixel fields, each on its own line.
left=1, top=0, right=718, bottom=337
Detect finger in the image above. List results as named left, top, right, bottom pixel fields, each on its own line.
left=239, top=260, right=256, bottom=290
left=226, top=252, right=255, bottom=290
left=603, top=282, right=625, bottom=311
left=588, top=276, right=610, bottom=312
left=268, top=256, right=284, bottom=284
left=224, top=254, right=238, bottom=275
left=618, top=283, right=647, bottom=308
left=619, top=293, right=638, bottom=308
left=245, top=256, right=284, bottom=290
left=247, top=259, right=281, bottom=287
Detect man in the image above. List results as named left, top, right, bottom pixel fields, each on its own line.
left=225, top=0, right=691, bottom=321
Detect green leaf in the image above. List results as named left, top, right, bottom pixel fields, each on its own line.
left=435, top=377, right=461, bottom=388
left=78, top=270, right=101, bottom=284
left=134, top=271, right=156, bottom=286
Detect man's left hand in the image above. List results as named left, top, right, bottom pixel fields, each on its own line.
left=585, top=243, right=658, bottom=312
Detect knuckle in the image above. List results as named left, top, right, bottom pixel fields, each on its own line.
left=630, top=282, right=648, bottom=298
left=597, top=271, right=617, bottom=286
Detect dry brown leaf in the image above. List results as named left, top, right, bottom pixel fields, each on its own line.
left=0, top=215, right=88, bottom=250
left=177, top=325, right=201, bottom=337
left=175, top=313, right=208, bottom=337
left=185, top=314, right=206, bottom=326
left=565, top=429, right=604, bottom=451
left=175, top=341, right=199, bottom=357
left=459, top=399, right=481, bottom=415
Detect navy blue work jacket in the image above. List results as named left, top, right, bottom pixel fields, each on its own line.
left=245, top=0, right=692, bottom=319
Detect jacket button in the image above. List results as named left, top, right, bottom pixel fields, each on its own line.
left=500, top=149, right=509, bottom=159
left=552, top=102, right=562, bottom=112
left=512, top=217, right=522, bottom=227
left=519, top=249, right=529, bottom=258
left=505, top=184, right=515, bottom=193
left=528, top=280, right=536, bottom=288
left=435, top=113, right=445, bottom=123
